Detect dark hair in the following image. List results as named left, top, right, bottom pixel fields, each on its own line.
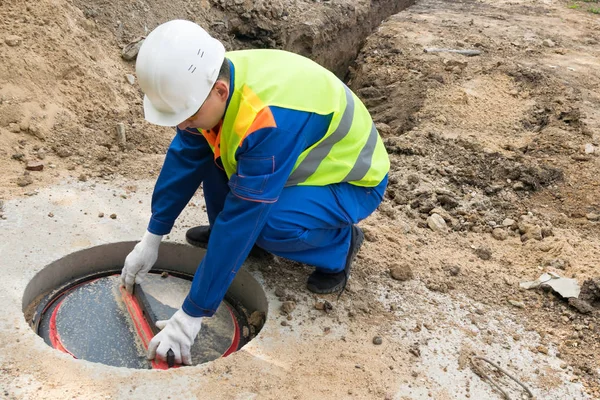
left=217, top=58, right=230, bottom=82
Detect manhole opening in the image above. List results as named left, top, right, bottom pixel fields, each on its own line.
left=22, top=242, right=268, bottom=370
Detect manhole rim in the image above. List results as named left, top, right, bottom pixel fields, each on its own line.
left=22, top=241, right=269, bottom=371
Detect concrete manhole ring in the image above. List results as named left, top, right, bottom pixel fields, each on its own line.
left=22, top=242, right=268, bottom=370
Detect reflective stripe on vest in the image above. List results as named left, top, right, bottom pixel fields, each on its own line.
left=212, top=50, right=389, bottom=188
left=287, top=85, right=380, bottom=186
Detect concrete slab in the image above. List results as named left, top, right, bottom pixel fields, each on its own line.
left=0, top=177, right=591, bottom=399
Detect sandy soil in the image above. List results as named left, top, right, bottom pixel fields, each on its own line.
left=1, top=0, right=599, bottom=398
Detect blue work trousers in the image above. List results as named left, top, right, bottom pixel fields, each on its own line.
left=202, top=163, right=388, bottom=272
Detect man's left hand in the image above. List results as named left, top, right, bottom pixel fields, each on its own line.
left=148, top=309, right=203, bottom=365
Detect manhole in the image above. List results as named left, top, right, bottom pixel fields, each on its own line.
left=23, top=242, right=268, bottom=370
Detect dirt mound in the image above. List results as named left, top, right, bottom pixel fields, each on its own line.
left=0, top=0, right=411, bottom=198
left=346, top=0, right=600, bottom=395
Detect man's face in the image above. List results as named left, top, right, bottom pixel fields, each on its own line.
left=177, top=80, right=229, bottom=131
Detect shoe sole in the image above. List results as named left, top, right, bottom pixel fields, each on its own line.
left=306, top=281, right=345, bottom=294
left=185, top=236, right=208, bottom=249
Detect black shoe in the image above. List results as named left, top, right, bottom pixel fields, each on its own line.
left=185, top=225, right=270, bottom=259
left=306, top=225, right=364, bottom=295
left=186, top=225, right=211, bottom=248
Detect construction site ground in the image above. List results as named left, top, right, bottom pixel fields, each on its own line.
left=0, top=0, right=599, bottom=398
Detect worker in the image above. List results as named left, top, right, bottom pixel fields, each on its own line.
left=120, top=20, right=390, bottom=366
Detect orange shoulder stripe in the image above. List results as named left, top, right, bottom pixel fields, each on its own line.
left=239, top=107, right=277, bottom=147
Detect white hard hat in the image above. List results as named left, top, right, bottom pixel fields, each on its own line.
left=136, top=20, right=226, bottom=126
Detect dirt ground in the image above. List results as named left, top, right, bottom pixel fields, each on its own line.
left=1, top=0, right=600, bottom=398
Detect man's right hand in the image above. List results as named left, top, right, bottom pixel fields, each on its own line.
left=121, top=231, right=163, bottom=293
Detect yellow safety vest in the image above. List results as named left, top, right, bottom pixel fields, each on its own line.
left=200, top=49, right=389, bottom=187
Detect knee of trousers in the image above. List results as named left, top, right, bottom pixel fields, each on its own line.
left=255, top=219, right=304, bottom=252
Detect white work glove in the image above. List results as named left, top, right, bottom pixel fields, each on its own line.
left=148, top=309, right=203, bottom=365
left=120, top=231, right=163, bottom=294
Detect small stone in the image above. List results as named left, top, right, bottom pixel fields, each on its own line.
left=28, top=124, right=45, bottom=140
left=513, top=181, right=525, bottom=191
left=56, top=148, right=72, bottom=158
left=502, top=218, right=516, bottom=228
left=280, top=321, right=288, bottom=326
left=390, top=263, right=414, bottom=281
left=248, top=311, right=265, bottom=329
left=8, top=123, right=20, bottom=133
left=161, top=271, right=169, bottom=278
left=584, top=143, right=595, bottom=154
left=521, top=228, right=543, bottom=242
left=427, top=213, right=448, bottom=232
left=314, top=301, right=333, bottom=312
left=373, top=336, right=383, bottom=345
left=116, top=123, right=127, bottom=147
left=560, top=363, right=568, bottom=369
left=509, top=299, right=525, bottom=309
left=568, top=298, right=594, bottom=314
left=407, top=174, right=420, bottom=184
left=125, top=74, right=136, bottom=85
left=375, top=122, right=391, bottom=135
left=25, top=161, right=44, bottom=171
left=110, top=213, right=117, bottom=219
left=573, top=155, right=591, bottom=162
left=537, top=345, right=549, bottom=355
left=492, top=228, right=508, bottom=241
left=79, top=174, right=88, bottom=182
left=5, top=35, right=23, bottom=46
left=474, top=246, right=492, bottom=260
left=11, top=153, right=25, bottom=161
left=16, top=175, right=33, bottom=187
left=281, top=301, right=296, bottom=314
left=586, top=213, right=599, bottom=221
left=542, top=39, right=556, bottom=48
left=274, top=288, right=286, bottom=298
left=448, top=265, right=461, bottom=276
left=48, top=212, right=54, bottom=218
left=98, top=212, right=104, bottom=218
left=122, top=38, right=144, bottom=61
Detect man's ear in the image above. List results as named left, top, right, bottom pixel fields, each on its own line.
left=214, top=80, right=229, bottom=101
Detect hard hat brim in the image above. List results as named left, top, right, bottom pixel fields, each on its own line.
left=142, top=95, right=198, bottom=127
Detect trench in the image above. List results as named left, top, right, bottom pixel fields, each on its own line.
left=228, top=0, right=416, bottom=79
left=74, top=0, right=414, bottom=79
left=279, top=0, right=415, bottom=78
